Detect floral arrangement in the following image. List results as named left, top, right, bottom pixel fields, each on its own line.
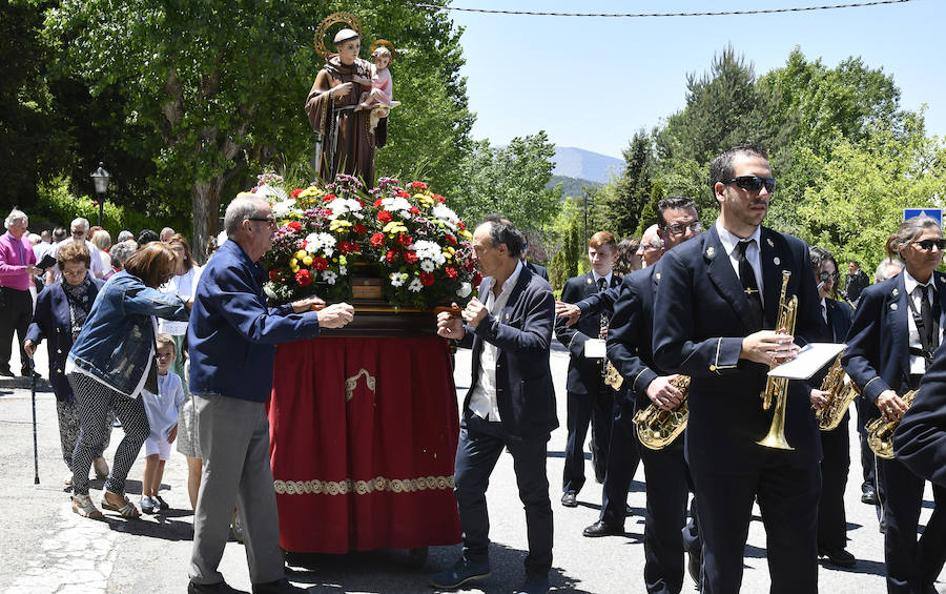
left=257, top=173, right=479, bottom=308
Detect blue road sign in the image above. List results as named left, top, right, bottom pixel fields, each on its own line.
left=904, top=208, right=943, bottom=225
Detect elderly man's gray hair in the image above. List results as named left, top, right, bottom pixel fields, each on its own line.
left=71, top=217, right=90, bottom=232
left=117, top=230, right=134, bottom=243
left=224, top=192, right=268, bottom=238
left=4, top=209, right=27, bottom=230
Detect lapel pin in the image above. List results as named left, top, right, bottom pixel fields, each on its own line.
left=890, top=303, right=899, bottom=311
left=773, top=257, right=781, bottom=266
left=706, top=246, right=716, bottom=259
left=766, top=238, right=774, bottom=247
left=892, top=288, right=899, bottom=298
left=655, top=272, right=661, bottom=282
left=586, top=277, right=593, bottom=285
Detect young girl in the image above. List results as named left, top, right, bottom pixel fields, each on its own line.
left=140, top=334, right=186, bottom=514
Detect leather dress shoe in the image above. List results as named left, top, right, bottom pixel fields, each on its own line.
left=582, top=520, right=623, bottom=537
left=515, top=574, right=550, bottom=594
left=187, top=581, right=249, bottom=594
left=861, top=487, right=878, bottom=505
left=560, top=491, right=578, bottom=508
left=687, top=548, right=703, bottom=590
left=430, top=559, right=491, bottom=589
left=252, top=578, right=308, bottom=594
left=0, top=369, right=14, bottom=378
left=819, top=547, right=856, bottom=568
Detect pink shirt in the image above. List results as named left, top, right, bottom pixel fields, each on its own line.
left=0, top=231, right=36, bottom=291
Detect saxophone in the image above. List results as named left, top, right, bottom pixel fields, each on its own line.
left=866, top=389, right=917, bottom=459
left=598, top=305, right=624, bottom=390
left=757, top=271, right=798, bottom=450
left=633, top=375, right=691, bottom=450
left=817, top=353, right=861, bottom=431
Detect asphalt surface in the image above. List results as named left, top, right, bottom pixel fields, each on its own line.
left=0, top=343, right=942, bottom=593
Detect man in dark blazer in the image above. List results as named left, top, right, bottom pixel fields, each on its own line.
left=843, top=216, right=946, bottom=594
left=593, top=197, right=703, bottom=593
left=653, top=145, right=827, bottom=594
left=555, top=231, right=622, bottom=507
left=433, top=215, right=556, bottom=594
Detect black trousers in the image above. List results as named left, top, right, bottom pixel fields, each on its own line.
left=856, top=396, right=877, bottom=492
left=0, top=287, right=31, bottom=374
left=641, top=443, right=692, bottom=594
left=599, top=394, right=641, bottom=527
left=563, top=388, right=613, bottom=493
left=877, top=457, right=946, bottom=593
left=818, top=417, right=850, bottom=551
left=691, top=458, right=820, bottom=594
left=454, top=414, right=553, bottom=577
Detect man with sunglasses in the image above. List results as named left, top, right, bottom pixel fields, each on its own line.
left=653, top=145, right=827, bottom=593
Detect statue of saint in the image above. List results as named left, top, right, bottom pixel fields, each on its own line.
left=305, top=28, right=387, bottom=185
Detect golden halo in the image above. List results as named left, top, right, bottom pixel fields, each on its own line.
left=369, top=39, right=397, bottom=60
left=314, top=12, right=363, bottom=58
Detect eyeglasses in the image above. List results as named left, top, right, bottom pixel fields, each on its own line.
left=722, top=175, right=777, bottom=194
left=818, top=271, right=840, bottom=283
left=247, top=216, right=276, bottom=228
left=913, top=239, right=946, bottom=251
left=665, top=221, right=703, bottom=236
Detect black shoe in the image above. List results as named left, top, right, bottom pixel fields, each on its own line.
left=21, top=368, right=40, bottom=379
left=582, top=520, right=623, bottom=537
left=561, top=491, right=578, bottom=508
left=687, top=548, right=703, bottom=590
left=515, top=574, right=550, bottom=594
left=861, top=487, right=878, bottom=505
left=430, top=559, right=491, bottom=589
left=820, top=548, right=856, bottom=568
left=0, top=369, right=13, bottom=378
left=252, top=578, right=308, bottom=594
left=188, top=581, right=249, bottom=594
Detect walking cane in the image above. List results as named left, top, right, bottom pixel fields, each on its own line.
left=28, top=356, right=39, bottom=485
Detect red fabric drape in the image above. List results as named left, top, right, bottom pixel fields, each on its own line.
left=269, top=336, right=462, bottom=553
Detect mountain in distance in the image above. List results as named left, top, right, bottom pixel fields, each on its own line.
left=552, top=147, right=623, bottom=185
left=548, top=175, right=599, bottom=197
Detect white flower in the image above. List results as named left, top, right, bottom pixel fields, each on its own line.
left=304, top=232, right=337, bottom=255
left=420, top=259, right=436, bottom=272
left=339, top=266, right=348, bottom=276
left=326, top=197, right=363, bottom=220
left=457, top=282, right=473, bottom=298
left=412, top=240, right=447, bottom=265
left=256, top=183, right=288, bottom=203
left=321, top=270, right=338, bottom=285
left=272, top=199, right=297, bottom=219
left=390, top=272, right=407, bottom=287
left=431, top=203, right=459, bottom=228
left=381, top=197, right=412, bottom=213
left=408, top=277, right=423, bottom=293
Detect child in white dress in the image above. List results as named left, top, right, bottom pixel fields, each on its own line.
left=140, top=334, right=186, bottom=513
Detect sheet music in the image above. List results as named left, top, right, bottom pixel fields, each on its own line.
left=767, top=343, right=847, bottom=380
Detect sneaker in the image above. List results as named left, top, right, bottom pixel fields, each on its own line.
left=140, top=495, right=157, bottom=515
left=93, top=457, right=109, bottom=480
left=430, top=559, right=491, bottom=589
left=72, top=494, right=105, bottom=519
left=154, top=495, right=170, bottom=511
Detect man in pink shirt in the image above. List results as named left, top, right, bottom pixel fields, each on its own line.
left=0, top=209, right=39, bottom=377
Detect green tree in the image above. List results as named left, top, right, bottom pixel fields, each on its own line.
left=547, top=197, right=585, bottom=291
left=590, top=130, right=656, bottom=239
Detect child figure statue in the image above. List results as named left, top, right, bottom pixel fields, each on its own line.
left=354, top=43, right=400, bottom=134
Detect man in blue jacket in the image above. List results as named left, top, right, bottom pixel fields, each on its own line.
left=432, top=214, right=556, bottom=594
left=187, top=193, right=354, bottom=594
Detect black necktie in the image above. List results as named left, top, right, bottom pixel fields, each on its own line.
left=597, top=277, right=609, bottom=337
left=920, top=285, right=940, bottom=351
left=597, top=277, right=607, bottom=293
left=736, top=240, right=763, bottom=328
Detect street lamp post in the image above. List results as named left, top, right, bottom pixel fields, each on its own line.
left=90, top=163, right=111, bottom=227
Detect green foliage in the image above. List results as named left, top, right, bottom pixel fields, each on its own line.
left=590, top=131, right=658, bottom=239
left=451, top=131, right=562, bottom=232
left=547, top=198, right=588, bottom=291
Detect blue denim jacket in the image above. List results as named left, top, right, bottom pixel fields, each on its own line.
left=188, top=240, right=321, bottom=402
left=68, top=271, right=189, bottom=397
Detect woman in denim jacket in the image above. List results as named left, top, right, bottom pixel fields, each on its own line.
left=66, top=242, right=190, bottom=519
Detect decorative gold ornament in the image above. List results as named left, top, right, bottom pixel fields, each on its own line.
left=314, top=12, right=363, bottom=58
left=369, top=38, right=397, bottom=60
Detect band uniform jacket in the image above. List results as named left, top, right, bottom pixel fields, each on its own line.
left=555, top=271, right=622, bottom=395
left=652, top=225, right=827, bottom=471
left=895, top=341, right=946, bottom=488
left=843, top=270, right=946, bottom=422
left=459, top=266, right=558, bottom=439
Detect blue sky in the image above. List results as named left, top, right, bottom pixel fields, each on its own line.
left=448, top=0, right=945, bottom=158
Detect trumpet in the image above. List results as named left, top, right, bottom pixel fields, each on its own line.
left=633, top=375, right=691, bottom=450
left=817, top=353, right=860, bottom=431
left=757, top=271, right=798, bottom=451
left=866, top=390, right=917, bottom=459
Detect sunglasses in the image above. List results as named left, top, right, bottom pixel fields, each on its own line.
left=247, top=216, right=276, bottom=228
left=818, top=271, right=839, bottom=282
left=665, top=221, right=703, bottom=236
left=722, top=175, right=777, bottom=194
left=913, top=239, right=946, bottom=251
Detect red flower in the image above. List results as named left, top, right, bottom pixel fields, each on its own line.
left=458, top=222, right=466, bottom=231
left=397, top=234, right=413, bottom=247
left=373, top=199, right=383, bottom=207
left=420, top=271, right=435, bottom=286
left=404, top=251, right=419, bottom=264
left=339, top=241, right=356, bottom=254
left=410, top=206, right=421, bottom=215
left=269, top=270, right=281, bottom=281
left=473, top=272, right=483, bottom=286
left=322, top=193, right=336, bottom=202
left=445, top=266, right=458, bottom=279
left=312, top=257, right=329, bottom=271
left=385, top=249, right=397, bottom=263
left=353, top=223, right=367, bottom=235
left=444, top=234, right=457, bottom=245
left=377, top=210, right=393, bottom=223
left=396, top=189, right=411, bottom=198
left=410, top=181, right=429, bottom=191
left=370, top=232, right=385, bottom=247
left=433, top=194, right=446, bottom=203
left=287, top=221, right=302, bottom=232
left=290, top=188, right=303, bottom=198
left=295, top=269, right=313, bottom=287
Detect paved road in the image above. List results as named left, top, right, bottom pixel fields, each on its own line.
left=0, top=343, right=942, bottom=593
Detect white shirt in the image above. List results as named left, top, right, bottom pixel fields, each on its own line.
left=48, top=239, right=106, bottom=280
left=468, top=260, right=524, bottom=422
left=592, top=270, right=613, bottom=288
left=715, top=220, right=764, bottom=306
left=159, top=265, right=203, bottom=336
left=903, top=270, right=942, bottom=374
